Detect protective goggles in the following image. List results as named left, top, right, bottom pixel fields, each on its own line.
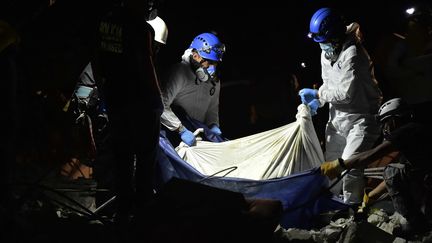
left=199, top=44, right=226, bottom=56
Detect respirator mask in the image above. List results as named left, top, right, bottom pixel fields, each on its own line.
left=190, top=57, right=218, bottom=83
left=319, top=42, right=339, bottom=62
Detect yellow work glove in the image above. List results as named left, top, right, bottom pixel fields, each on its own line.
left=357, top=188, right=373, bottom=214
left=320, top=158, right=345, bottom=180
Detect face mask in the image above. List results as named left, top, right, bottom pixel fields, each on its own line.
left=190, top=57, right=217, bottom=83
left=319, top=43, right=339, bottom=61
left=319, top=43, right=335, bottom=53
left=195, top=67, right=211, bottom=82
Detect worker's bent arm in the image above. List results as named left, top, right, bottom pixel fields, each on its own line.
left=344, top=140, right=399, bottom=170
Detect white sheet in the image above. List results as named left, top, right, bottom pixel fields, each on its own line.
left=175, top=104, right=324, bottom=180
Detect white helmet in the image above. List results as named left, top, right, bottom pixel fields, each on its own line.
left=377, top=98, right=412, bottom=122
left=147, top=16, right=168, bottom=45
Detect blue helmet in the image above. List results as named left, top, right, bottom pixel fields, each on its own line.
left=308, top=7, right=346, bottom=43
left=189, top=32, right=225, bottom=62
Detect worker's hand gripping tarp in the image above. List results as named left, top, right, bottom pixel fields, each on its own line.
left=299, top=88, right=318, bottom=104
left=179, top=127, right=196, bottom=146
left=308, top=99, right=320, bottom=116
left=209, top=124, right=222, bottom=136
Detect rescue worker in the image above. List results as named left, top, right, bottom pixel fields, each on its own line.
left=160, top=32, right=225, bottom=146
left=93, top=0, right=163, bottom=227
left=299, top=7, right=383, bottom=204
left=320, top=97, right=432, bottom=238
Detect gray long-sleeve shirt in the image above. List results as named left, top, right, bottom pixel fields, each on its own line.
left=160, top=61, right=220, bottom=131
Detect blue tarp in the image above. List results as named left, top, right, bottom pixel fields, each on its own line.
left=155, top=116, right=350, bottom=229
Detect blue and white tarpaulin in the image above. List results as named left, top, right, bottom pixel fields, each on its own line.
left=155, top=104, right=349, bottom=229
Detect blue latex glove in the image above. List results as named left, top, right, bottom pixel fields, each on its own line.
left=210, top=124, right=222, bottom=135
left=308, top=99, right=320, bottom=116
left=179, top=128, right=196, bottom=146
left=298, top=88, right=318, bottom=104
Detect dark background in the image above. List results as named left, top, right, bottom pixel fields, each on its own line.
left=2, top=0, right=428, bottom=139
left=2, top=2, right=430, bottom=240
left=156, top=0, right=410, bottom=77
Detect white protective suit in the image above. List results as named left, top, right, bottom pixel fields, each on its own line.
left=317, top=23, right=383, bottom=204
left=160, top=49, right=220, bottom=131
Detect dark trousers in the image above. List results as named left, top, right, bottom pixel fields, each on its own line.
left=384, top=163, right=431, bottom=223
left=102, top=78, right=162, bottom=215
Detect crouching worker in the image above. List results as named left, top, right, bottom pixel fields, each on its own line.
left=320, top=98, right=432, bottom=239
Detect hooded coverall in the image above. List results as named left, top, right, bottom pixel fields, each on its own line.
left=317, top=23, right=383, bottom=204
left=160, top=50, right=220, bottom=132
